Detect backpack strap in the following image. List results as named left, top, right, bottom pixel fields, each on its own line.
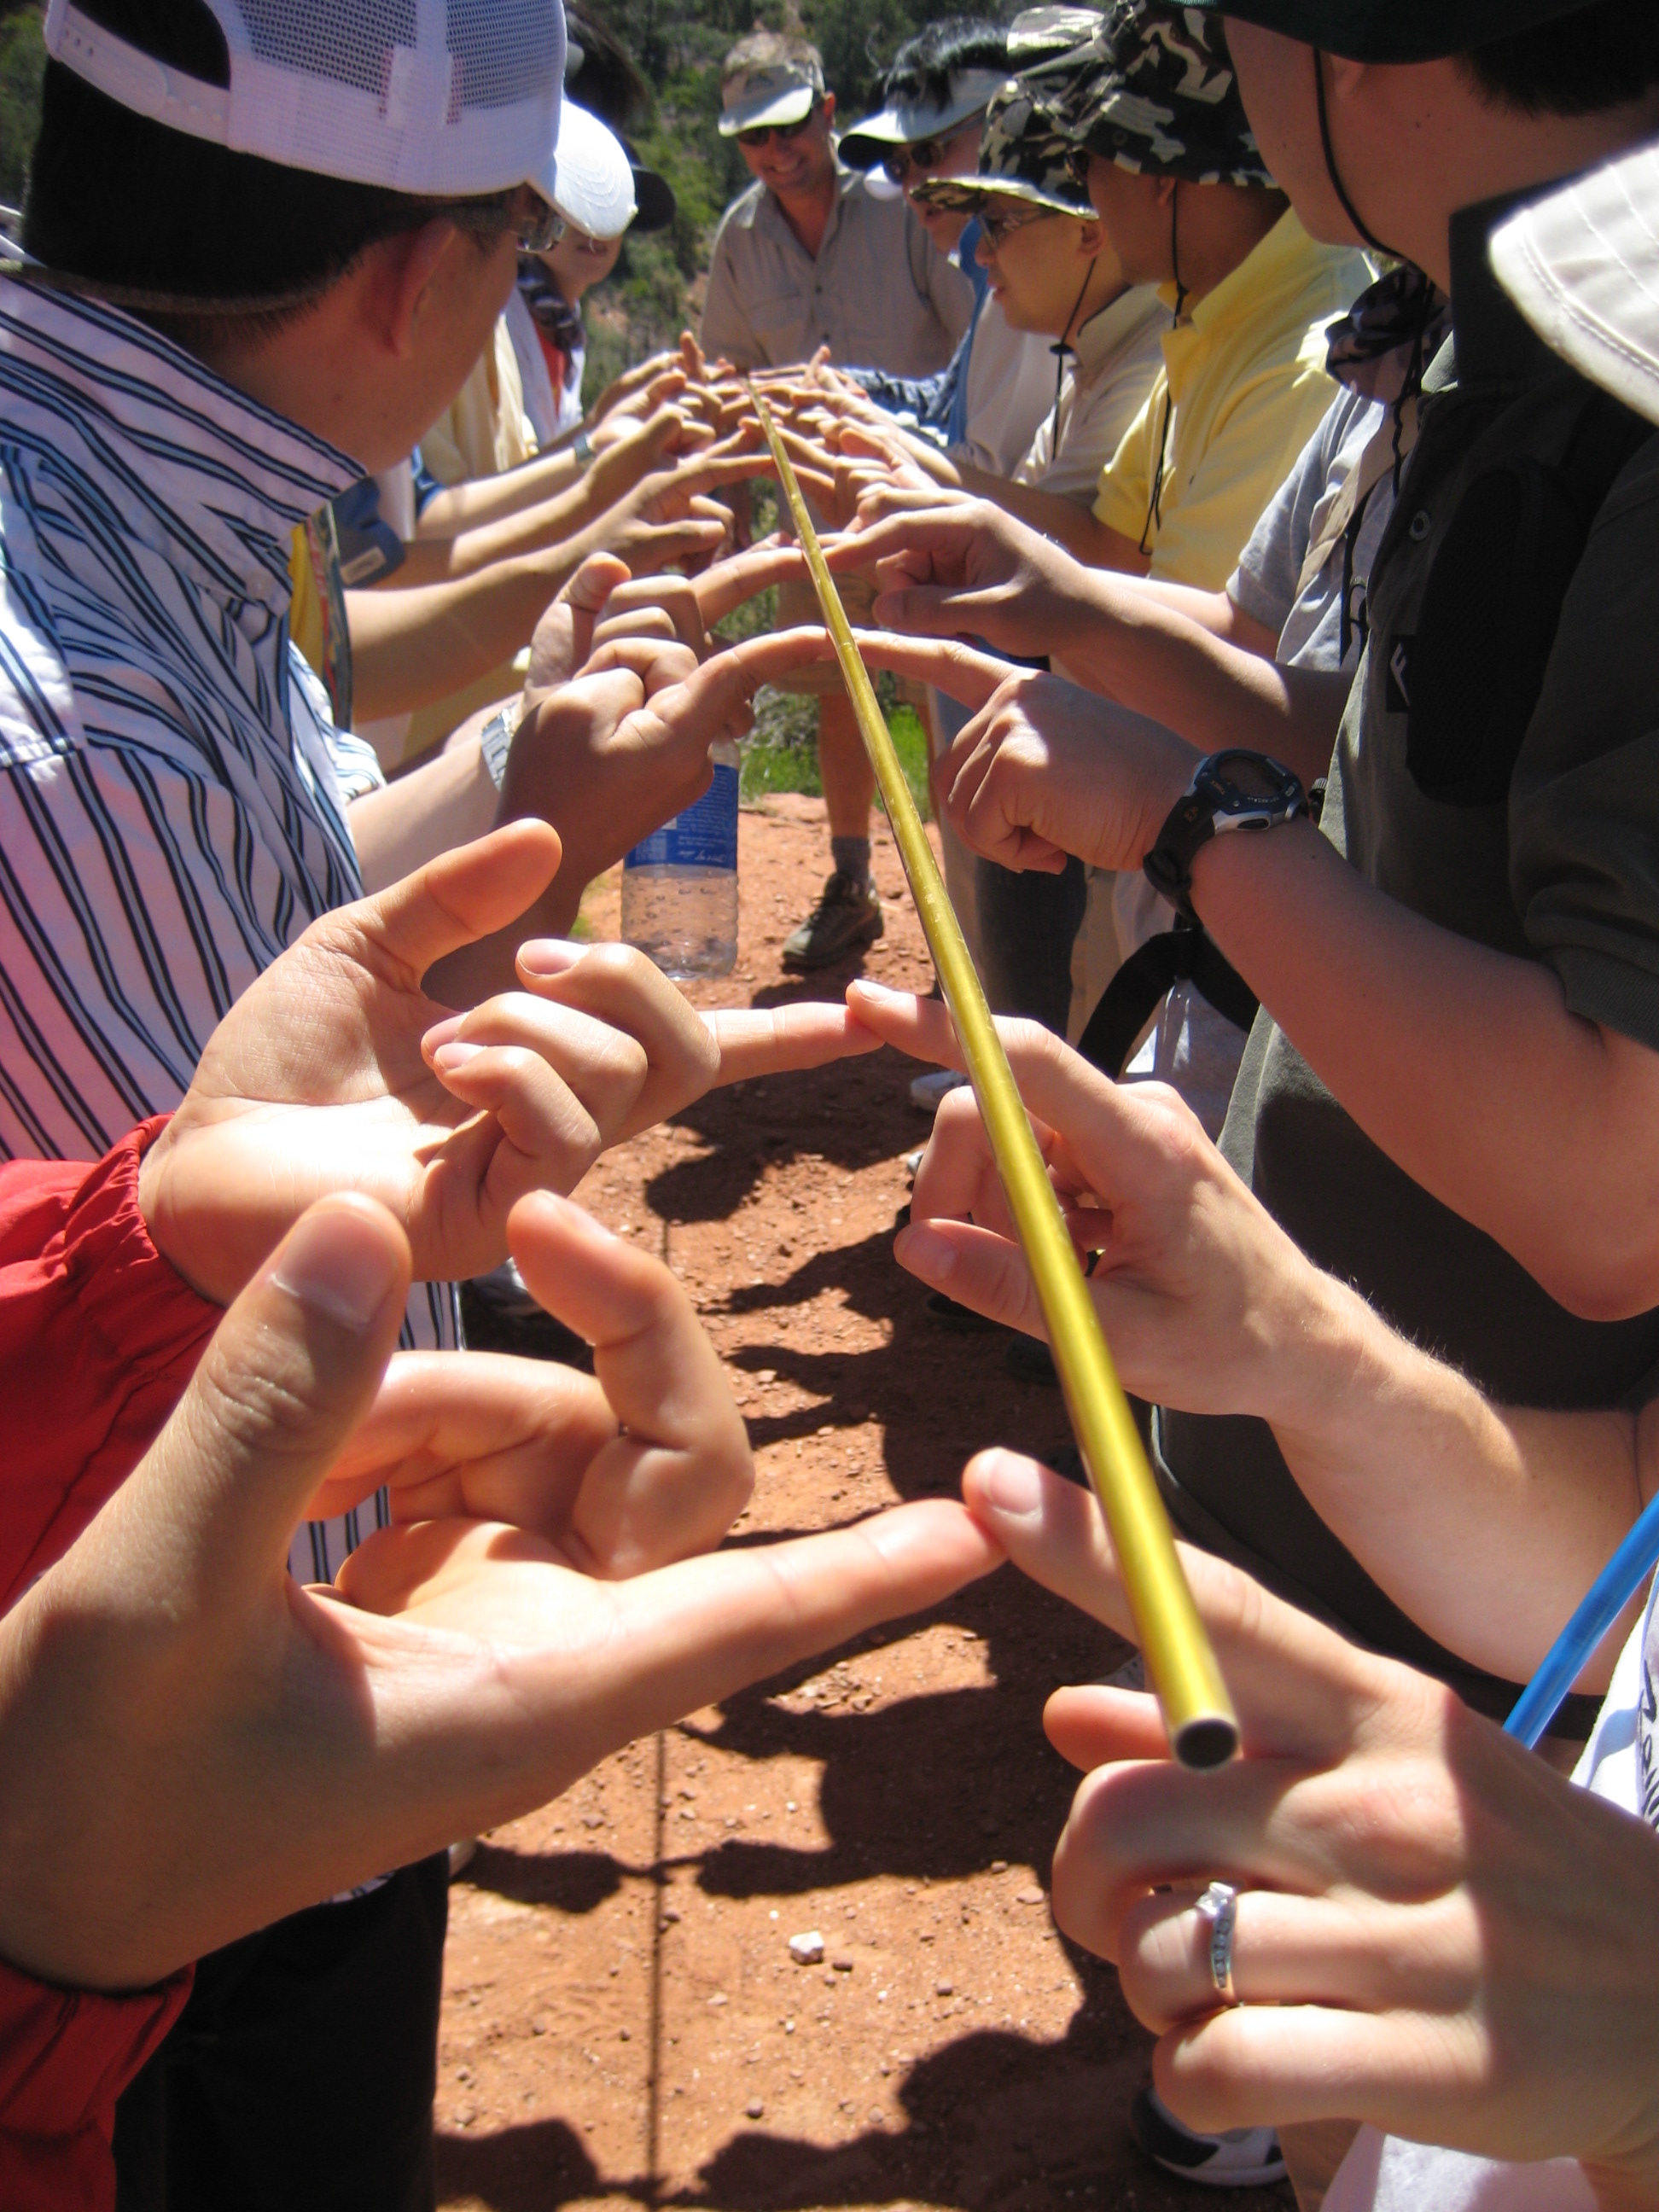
left=1076, top=917, right=1260, bottom=1080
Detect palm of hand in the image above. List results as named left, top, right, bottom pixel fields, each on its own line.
left=143, top=916, right=545, bottom=1303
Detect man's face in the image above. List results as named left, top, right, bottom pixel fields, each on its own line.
left=1223, top=21, right=1350, bottom=242
left=1084, top=153, right=1175, bottom=285
left=737, top=97, right=838, bottom=201
left=975, top=197, right=1085, bottom=335
left=890, top=116, right=987, bottom=254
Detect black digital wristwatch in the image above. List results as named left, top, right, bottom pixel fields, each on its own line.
left=1143, top=749, right=1308, bottom=921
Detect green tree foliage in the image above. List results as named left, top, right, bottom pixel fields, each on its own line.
left=0, top=3, right=44, bottom=210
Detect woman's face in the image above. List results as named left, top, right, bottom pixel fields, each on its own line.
left=538, top=224, right=624, bottom=303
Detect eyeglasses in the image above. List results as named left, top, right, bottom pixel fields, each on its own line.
left=978, top=201, right=1057, bottom=248
left=881, top=119, right=983, bottom=186
left=736, top=108, right=819, bottom=150
left=447, top=183, right=565, bottom=253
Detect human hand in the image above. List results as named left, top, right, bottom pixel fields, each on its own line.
left=523, top=550, right=636, bottom=689
left=422, top=929, right=881, bottom=1160
left=579, top=404, right=712, bottom=518
left=842, top=984, right=1333, bottom=1427
left=0, top=1193, right=1003, bottom=1989
left=581, top=542, right=802, bottom=663
left=498, top=627, right=837, bottom=923
left=587, top=353, right=690, bottom=430
left=847, top=633, right=1197, bottom=874
left=138, top=822, right=719, bottom=1304
left=307, top=1189, right=752, bottom=1571
left=824, top=498, right=1098, bottom=661
left=961, top=1449, right=1659, bottom=2203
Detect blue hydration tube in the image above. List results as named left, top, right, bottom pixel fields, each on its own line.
left=1505, top=1487, right=1659, bottom=1748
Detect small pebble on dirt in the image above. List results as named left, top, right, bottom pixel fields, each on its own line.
left=746, top=2098, right=765, bottom=2119
left=1017, top=1887, right=1045, bottom=1905
left=935, top=1981, right=953, bottom=1996
left=789, top=1930, right=824, bottom=1964
left=619, top=2027, right=631, bottom=2040
left=832, top=1956, right=854, bottom=1972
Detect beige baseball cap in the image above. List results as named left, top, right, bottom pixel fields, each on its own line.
left=718, top=55, right=824, bottom=137
left=1491, top=145, right=1659, bottom=428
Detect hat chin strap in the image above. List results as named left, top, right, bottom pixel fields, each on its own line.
left=1313, top=48, right=1401, bottom=262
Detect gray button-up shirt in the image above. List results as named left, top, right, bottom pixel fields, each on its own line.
left=701, top=163, right=974, bottom=377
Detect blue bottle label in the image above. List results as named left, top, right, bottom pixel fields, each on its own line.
left=624, top=761, right=738, bottom=870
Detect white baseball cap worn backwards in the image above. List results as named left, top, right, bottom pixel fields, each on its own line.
left=43, top=0, right=565, bottom=205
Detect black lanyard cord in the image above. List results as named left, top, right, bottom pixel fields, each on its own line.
left=1140, top=188, right=1188, bottom=556
left=1313, top=49, right=1403, bottom=264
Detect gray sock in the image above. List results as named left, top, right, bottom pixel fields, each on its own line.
left=830, top=835, right=870, bottom=886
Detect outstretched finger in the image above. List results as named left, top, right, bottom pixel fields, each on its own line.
left=646, top=627, right=839, bottom=735
left=694, top=540, right=806, bottom=624
left=853, top=631, right=1012, bottom=713
left=959, top=1449, right=1410, bottom=1766
left=701, top=999, right=886, bottom=1083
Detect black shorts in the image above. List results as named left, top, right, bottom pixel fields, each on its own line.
left=113, top=1854, right=449, bottom=2212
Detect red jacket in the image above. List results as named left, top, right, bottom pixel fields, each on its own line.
left=0, top=1121, right=218, bottom=2210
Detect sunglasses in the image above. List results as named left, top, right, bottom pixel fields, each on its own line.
left=736, top=108, right=819, bottom=150
left=978, top=201, right=1057, bottom=248
left=881, top=119, right=982, bottom=186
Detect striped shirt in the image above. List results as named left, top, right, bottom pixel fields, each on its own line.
left=0, top=277, right=458, bottom=1579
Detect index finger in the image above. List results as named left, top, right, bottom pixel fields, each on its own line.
left=961, top=1449, right=1412, bottom=1766
left=701, top=1000, right=885, bottom=1082
left=853, top=630, right=1012, bottom=712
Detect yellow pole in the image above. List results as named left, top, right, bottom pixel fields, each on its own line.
left=752, top=388, right=1237, bottom=1768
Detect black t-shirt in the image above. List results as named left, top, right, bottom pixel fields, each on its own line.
left=1155, top=198, right=1659, bottom=1726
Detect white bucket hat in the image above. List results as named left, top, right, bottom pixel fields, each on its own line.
left=1491, top=143, right=1659, bottom=427
left=535, top=102, right=636, bottom=242
left=42, top=0, right=564, bottom=205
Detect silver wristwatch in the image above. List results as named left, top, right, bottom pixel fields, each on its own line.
left=479, top=704, right=521, bottom=792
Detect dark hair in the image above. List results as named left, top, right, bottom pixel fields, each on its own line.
left=881, top=17, right=1008, bottom=111
left=563, top=3, right=649, bottom=134
left=1462, top=0, right=1659, bottom=114
left=23, top=0, right=509, bottom=344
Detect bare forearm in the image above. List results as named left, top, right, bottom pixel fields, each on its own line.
left=1059, top=596, right=1350, bottom=784
left=1191, top=824, right=1659, bottom=1318
left=348, top=740, right=498, bottom=893
left=346, top=549, right=580, bottom=722
left=1252, top=1264, right=1643, bottom=1683
left=416, top=448, right=585, bottom=537
left=952, top=465, right=1150, bottom=575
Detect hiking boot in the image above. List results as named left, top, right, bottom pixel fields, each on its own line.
left=1131, top=2087, right=1286, bottom=2189
left=782, top=872, right=883, bottom=969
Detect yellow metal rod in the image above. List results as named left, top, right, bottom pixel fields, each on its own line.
left=751, top=387, right=1237, bottom=1768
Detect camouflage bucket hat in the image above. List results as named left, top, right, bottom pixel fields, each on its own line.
left=1053, top=0, right=1274, bottom=189
left=911, top=72, right=1097, bottom=219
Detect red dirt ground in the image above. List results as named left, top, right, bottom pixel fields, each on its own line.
left=434, top=794, right=1291, bottom=2212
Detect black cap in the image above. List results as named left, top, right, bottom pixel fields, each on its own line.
left=618, top=137, right=677, bottom=233
left=1183, top=0, right=1599, bottom=65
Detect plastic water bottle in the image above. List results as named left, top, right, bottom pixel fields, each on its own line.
left=620, top=740, right=739, bottom=979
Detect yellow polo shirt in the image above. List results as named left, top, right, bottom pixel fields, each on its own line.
left=1092, top=211, right=1371, bottom=589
